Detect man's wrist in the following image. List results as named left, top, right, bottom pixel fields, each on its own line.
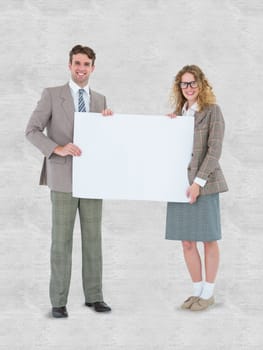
left=53, top=145, right=61, bottom=155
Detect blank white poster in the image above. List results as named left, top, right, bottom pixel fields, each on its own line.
left=73, top=113, right=194, bottom=202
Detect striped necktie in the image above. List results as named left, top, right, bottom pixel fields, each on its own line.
left=78, top=89, right=86, bottom=112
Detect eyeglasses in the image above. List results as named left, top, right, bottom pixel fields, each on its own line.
left=179, top=81, right=198, bottom=89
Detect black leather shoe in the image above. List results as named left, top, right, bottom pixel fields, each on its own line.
left=52, top=306, right=68, bottom=318
left=85, top=301, right=111, bottom=312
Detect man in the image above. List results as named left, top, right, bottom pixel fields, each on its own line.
left=26, top=44, right=112, bottom=318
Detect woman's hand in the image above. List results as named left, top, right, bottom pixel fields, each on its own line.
left=166, top=113, right=177, bottom=118
left=186, top=183, right=200, bottom=204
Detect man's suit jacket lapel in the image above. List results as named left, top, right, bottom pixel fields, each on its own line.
left=60, top=84, right=95, bottom=114
left=59, top=85, right=102, bottom=117
left=60, top=84, right=75, bottom=123
left=90, top=89, right=101, bottom=112
left=90, top=89, right=96, bottom=112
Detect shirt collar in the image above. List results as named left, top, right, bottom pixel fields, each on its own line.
left=69, top=79, right=90, bottom=96
left=182, top=102, right=198, bottom=115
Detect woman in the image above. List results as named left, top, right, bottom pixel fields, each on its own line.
left=166, top=65, right=228, bottom=311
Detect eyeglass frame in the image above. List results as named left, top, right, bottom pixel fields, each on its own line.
left=179, top=81, right=198, bottom=89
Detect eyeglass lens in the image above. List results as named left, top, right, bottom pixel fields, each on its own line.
left=180, top=81, right=198, bottom=89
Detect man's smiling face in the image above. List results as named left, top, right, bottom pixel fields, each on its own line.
left=69, top=53, right=95, bottom=87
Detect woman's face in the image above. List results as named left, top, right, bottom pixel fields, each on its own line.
left=180, top=72, right=199, bottom=106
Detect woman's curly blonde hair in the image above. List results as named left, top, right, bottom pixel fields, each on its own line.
left=171, top=65, right=216, bottom=114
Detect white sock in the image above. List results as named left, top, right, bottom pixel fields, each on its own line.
left=200, top=282, right=215, bottom=299
left=193, top=281, right=204, bottom=297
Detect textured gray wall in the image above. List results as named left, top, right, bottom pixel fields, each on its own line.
left=1, top=0, right=263, bottom=349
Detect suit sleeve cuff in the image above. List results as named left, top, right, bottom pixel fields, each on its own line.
left=194, top=177, right=207, bottom=187
left=46, top=142, right=59, bottom=159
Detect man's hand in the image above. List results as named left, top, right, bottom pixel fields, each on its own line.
left=53, top=143, right=82, bottom=157
left=102, top=109, right=113, bottom=116
left=186, top=183, right=200, bottom=204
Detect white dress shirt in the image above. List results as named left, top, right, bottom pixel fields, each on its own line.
left=69, top=79, right=90, bottom=112
left=182, top=102, right=206, bottom=188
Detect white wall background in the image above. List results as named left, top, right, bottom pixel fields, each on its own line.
left=1, top=0, right=263, bottom=349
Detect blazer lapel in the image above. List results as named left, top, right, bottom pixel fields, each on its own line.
left=194, top=107, right=208, bottom=125
left=60, top=83, right=75, bottom=123
left=89, top=89, right=100, bottom=113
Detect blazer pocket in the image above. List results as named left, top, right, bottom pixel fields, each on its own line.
left=207, top=167, right=220, bottom=182
left=48, top=154, right=66, bottom=164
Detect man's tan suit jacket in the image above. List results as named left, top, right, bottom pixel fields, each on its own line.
left=26, top=83, right=106, bottom=192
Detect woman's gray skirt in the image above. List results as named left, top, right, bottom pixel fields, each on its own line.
left=165, top=193, right=221, bottom=242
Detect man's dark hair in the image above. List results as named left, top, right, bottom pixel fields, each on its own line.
left=69, top=45, right=96, bottom=65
